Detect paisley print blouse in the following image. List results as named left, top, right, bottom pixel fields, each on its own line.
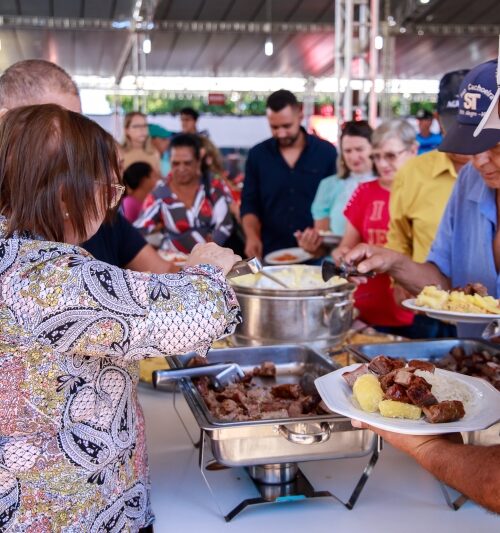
left=0, top=223, right=240, bottom=532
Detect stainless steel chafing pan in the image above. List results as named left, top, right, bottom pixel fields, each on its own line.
left=346, top=338, right=500, bottom=446
left=166, top=344, right=377, bottom=467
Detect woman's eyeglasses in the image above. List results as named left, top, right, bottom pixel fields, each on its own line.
left=370, top=149, right=408, bottom=164
left=98, top=182, right=125, bottom=208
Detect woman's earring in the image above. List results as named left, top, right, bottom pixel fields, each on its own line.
left=64, top=212, right=69, bottom=219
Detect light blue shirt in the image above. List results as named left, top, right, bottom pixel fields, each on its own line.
left=427, top=162, right=499, bottom=337
left=311, top=172, right=376, bottom=235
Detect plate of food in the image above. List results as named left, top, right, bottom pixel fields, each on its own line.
left=317, top=230, right=342, bottom=247
left=402, top=284, right=500, bottom=323
left=315, top=356, right=500, bottom=435
left=158, top=250, right=188, bottom=266
left=264, top=247, right=313, bottom=265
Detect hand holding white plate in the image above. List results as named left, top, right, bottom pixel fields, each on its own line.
left=315, top=363, right=500, bottom=435
left=403, top=298, right=500, bottom=324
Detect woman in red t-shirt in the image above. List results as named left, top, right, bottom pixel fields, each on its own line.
left=333, top=120, right=418, bottom=334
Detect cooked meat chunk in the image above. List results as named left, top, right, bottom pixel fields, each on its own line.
left=422, top=400, right=465, bottom=423
left=408, top=360, right=435, bottom=373
left=384, top=383, right=411, bottom=403
left=454, top=282, right=488, bottom=296
left=450, top=346, right=466, bottom=364
left=342, top=364, right=369, bottom=388
left=187, top=355, right=208, bottom=367
left=271, top=383, right=301, bottom=400
left=220, top=399, right=239, bottom=414
left=301, top=394, right=321, bottom=414
left=253, top=361, right=276, bottom=377
left=379, top=370, right=397, bottom=392
left=287, top=401, right=304, bottom=418
left=406, top=383, right=437, bottom=407
left=394, top=369, right=415, bottom=387
left=260, top=399, right=291, bottom=412
left=409, top=374, right=432, bottom=389
left=368, top=355, right=404, bottom=375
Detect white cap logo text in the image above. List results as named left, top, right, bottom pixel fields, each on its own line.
left=463, top=92, right=481, bottom=110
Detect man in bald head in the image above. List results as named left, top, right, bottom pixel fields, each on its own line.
left=0, top=59, right=174, bottom=273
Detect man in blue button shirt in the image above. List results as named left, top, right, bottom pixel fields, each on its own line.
left=342, top=59, right=500, bottom=338
left=241, top=89, right=337, bottom=258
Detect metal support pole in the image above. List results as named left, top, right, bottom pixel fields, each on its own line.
left=344, top=0, right=354, bottom=121
left=132, top=32, right=140, bottom=111
left=334, top=0, right=343, bottom=131
left=368, top=0, right=379, bottom=127
left=303, top=77, right=316, bottom=130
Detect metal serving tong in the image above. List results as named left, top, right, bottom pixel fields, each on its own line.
left=227, top=256, right=289, bottom=289
left=153, top=362, right=246, bottom=391
left=321, top=259, right=376, bottom=282
left=226, top=257, right=263, bottom=279
left=482, top=319, right=500, bottom=341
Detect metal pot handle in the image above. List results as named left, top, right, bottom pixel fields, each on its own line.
left=277, top=422, right=331, bottom=444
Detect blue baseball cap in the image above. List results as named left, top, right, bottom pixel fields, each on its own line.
left=439, top=59, right=500, bottom=155
left=436, top=69, right=469, bottom=133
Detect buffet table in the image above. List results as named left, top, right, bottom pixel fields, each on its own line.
left=139, top=384, right=500, bottom=533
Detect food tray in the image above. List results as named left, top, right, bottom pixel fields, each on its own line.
left=166, top=344, right=377, bottom=466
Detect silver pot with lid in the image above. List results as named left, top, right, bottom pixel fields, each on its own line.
left=230, top=265, right=355, bottom=350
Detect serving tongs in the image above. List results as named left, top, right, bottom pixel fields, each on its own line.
left=321, top=259, right=376, bottom=282
left=153, top=362, right=246, bottom=391
left=227, top=256, right=289, bottom=289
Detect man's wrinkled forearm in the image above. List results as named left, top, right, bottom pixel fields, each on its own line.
left=414, top=440, right=500, bottom=514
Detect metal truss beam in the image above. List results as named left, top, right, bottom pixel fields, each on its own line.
left=388, top=23, right=500, bottom=36
left=1, top=14, right=497, bottom=36
left=0, top=15, right=334, bottom=34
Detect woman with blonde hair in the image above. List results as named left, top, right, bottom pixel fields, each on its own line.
left=122, top=111, right=161, bottom=174
left=0, top=103, right=240, bottom=531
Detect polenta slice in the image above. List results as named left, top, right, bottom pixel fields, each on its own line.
left=379, top=400, right=422, bottom=420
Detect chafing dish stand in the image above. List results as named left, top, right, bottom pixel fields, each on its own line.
left=170, top=387, right=381, bottom=522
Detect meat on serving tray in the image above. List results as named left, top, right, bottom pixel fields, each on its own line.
left=193, top=361, right=328, bottom=422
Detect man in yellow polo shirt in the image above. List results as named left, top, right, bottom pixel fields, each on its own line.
left=386, top=70, right=471, bottom=337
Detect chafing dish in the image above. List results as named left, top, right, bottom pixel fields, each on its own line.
left=229, top=265, right=356, bottom=350
left=347, top=338, right=500, bottom=446
left=167, top=344, right=376, bottom=466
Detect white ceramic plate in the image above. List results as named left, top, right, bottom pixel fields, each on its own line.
left=402, top=298, right=500, bottom=324
left=158, top=250, right=188, bottom=266
left=264, top=247, right=313, bottom=265
left=318, top=230, right=342, bottom=247
left=315, top=363, right=500, bottom=435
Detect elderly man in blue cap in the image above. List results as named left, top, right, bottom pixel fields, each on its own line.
left=346, top=59, right=500, bottom=337
left=339, top=57, right=500, bottom=513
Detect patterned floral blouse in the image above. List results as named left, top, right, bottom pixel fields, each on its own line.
left=0, top=220, right=240, bottom=532
left=134, top=176, right=233, bottom=254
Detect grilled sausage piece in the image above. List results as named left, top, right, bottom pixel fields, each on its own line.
left=422, top=400, right=465, bottom=423
left=408, top=360, right=435, bottom=373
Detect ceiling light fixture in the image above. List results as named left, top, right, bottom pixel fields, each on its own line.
left=374, top=35, right=383, bottom=50
left=420, top=0, right=430, bottom=4
left=264, top=36, right=274, bottom=56
left=264, top=0, right=273, bottom=57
